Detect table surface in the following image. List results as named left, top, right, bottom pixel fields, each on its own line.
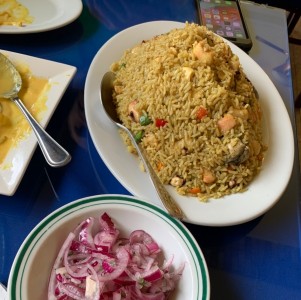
left=1, top=1, right=301, bottom=299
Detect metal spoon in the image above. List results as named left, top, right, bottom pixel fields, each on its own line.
left=0, top=52, right=71, bottom=167
left=101, top=71, right=185, bottom=220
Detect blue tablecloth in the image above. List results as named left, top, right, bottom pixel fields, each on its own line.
left=1, top=1, right=300, bottom=299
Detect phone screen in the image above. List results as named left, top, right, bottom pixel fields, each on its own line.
left=198, top=0, right=248, bottom=40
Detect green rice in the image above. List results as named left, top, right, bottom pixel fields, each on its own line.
left=111, top=23, right=266, bottom=201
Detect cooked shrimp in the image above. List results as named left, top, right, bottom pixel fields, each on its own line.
left=217, top=114, right=236, bottom=133
left=202, top=169, right=216, bottom=184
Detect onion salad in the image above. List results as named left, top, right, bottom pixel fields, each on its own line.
left=48, top=212, right=185, bottom=299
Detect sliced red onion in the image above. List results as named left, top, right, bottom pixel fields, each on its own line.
left=74, top=217, right=95, bottom=248
left=130, top=230, right=160, bottom=254
left=58, top=282, right=85, bottom=300
left=48, top=213, right=184, bottom=299
left=100, top=212, right=115, bottom=230
left=143, top=268, right=163, bottom=282
left=94, top=213, right=120, bottom=252
left=48, top=232, right=75, bottom=299
left=98, top=247, right=130, bottom=282
left=94, top=230, right=119, bottom=253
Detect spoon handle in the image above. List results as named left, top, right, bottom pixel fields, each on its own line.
left=138, top=145, right=185, bottom=220
left=12, top=97, right=71, bottom=167
left=122, top=126, right=185, bottom=220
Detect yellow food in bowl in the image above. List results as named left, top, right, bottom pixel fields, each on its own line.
left=0, top=62, right=50, bottom=164
left=0, top=0, right=33, bottom=26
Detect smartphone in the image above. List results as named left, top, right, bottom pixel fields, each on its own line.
left=195, top=0, right=252, bottom=52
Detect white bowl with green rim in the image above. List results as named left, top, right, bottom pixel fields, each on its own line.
left=7, top=194, right=210, bottom=299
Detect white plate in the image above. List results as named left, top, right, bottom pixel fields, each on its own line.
left=0, top=0, right=82, bottom=34
left=0, top=50, right=76, bottom=196
left=84, top=21, right=294, bottom=226
left=7, top=195, right=210, bottom=300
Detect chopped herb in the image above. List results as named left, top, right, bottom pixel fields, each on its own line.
left=138, top=278, right=146, bottom=287
left=120, top=63, right=126, bottom=68
left=139, top=113, right=152, bottom=126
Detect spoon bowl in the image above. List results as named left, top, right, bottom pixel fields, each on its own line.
left=100, top=71, right=185, bottom=220
left=0, top=52, right=71, bottom=167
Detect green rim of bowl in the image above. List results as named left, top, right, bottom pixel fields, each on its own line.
left=9, top=195, right=209, bottom=300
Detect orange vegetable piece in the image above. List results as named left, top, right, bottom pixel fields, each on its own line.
left=196, top=107, right=208, bottom=120
left=157, top=161, right=164, bottom=171
left=189, top=187, right=201, bottom=194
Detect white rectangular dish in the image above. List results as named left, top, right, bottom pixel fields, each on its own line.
left=0, top=50, right=76, bottom=196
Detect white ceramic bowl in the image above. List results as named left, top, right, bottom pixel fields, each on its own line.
left=7, top=194, right=210, bottom=300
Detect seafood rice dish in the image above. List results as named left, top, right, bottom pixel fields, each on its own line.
left=110, top=22, right=266, bottom=201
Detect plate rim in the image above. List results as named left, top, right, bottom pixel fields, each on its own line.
left=7, top=194, right=210, bottom=300
left=84, top=20, right=295, bottom=226
left=0, top=0, right=83, bottom=34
